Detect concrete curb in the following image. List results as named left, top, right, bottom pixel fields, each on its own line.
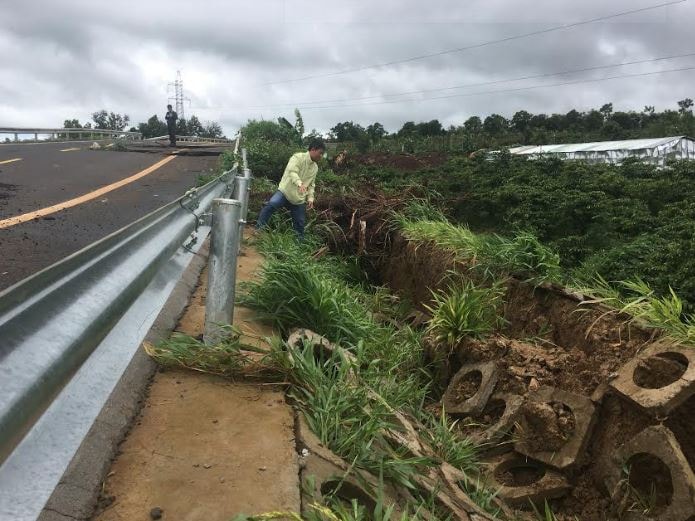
left=38, top=240, right=210, bottom=521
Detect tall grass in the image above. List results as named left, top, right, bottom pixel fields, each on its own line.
left=395, top=216, right=561, bottom=284
left=240, top=253, right=376, bottom=345
left=425, top=281, right=505, bottom=348
left=575, top=275, right=695, bottom=344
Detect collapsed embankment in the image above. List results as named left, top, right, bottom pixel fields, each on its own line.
left=330, top=204, right=695, bottom=521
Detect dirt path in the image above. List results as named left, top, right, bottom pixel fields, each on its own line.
left=93, top=236, right=300, bottom=521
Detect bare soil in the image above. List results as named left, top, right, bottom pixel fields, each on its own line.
left=334, top=151, right=447, bottom=172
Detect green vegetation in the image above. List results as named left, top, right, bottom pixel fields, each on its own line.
left=395, top=214, right=561, bottom=284
left=242, top=229, right=500, bottom=508
left=425, top=282, right=505, bottom=348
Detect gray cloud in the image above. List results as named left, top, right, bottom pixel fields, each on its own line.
left=1, top=0, right=693, bottom=135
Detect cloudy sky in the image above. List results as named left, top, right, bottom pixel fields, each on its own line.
left=1, top=0, right=694, bottom=136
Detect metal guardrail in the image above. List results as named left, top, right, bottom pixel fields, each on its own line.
left=0, top=138, right=241, bottom=520
left=204, top=148, right=251, bottom=344
left=145, top=134, right=234, bottom=144
left=0, top=127, right=142, bottom=142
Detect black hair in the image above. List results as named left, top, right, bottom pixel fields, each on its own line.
left=167, top=104, right=172, bottom=109
left=308, top=138, right=325, bottom=151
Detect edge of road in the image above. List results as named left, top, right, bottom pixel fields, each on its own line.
left=36, top=239, right=211, bottom=521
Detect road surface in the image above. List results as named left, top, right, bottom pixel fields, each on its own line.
left=0, top=141, right=222, bottom=291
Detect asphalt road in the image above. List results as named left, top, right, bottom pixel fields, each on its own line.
left=0, top=141, right=221, bottom=291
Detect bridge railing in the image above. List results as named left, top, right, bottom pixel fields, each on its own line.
left=0, top=127, right=142, bottom=143
left=145, top=134, right=234, bottom=144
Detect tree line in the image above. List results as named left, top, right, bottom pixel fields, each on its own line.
left=327, top=98, right=695, bottom=152
left=63, top=110, right=224, bottom=139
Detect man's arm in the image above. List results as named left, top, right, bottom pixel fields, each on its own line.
left=284, top=155, right=303, bottom=187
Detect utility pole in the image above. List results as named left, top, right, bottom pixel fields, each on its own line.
left=168, top=70, right=191, bottom=121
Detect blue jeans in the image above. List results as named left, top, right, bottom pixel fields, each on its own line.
left=256, top=190, right=306, bottom=239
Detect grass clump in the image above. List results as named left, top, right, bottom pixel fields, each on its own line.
left=240, top=252, right=375, bottom=345
left=576, top=276, right=695, bottom=345
left=396, top=217, right=561, bottom=284
left=425, top=281, right=505, bottom=348
left=143, top=325, right=269, bottom=377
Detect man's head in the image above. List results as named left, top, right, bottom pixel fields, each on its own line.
left=167, top=104, right=172, bottom=110
left=308, top=138, right=325, bottom=162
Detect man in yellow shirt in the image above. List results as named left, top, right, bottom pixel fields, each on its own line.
left=256, top=139, right=324, bottom=240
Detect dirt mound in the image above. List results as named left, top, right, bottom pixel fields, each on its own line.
left=335, top=152, right=446, bottom=172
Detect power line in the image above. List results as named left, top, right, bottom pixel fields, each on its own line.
left=289, top=65, right=695, bottom=111
left=259, top=0, right=688, bottom=86
left=242, top=52, right=695, bottom=109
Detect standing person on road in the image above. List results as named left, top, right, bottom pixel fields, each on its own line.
left=256, top=138, right=325, bottom=240
left=165, top=104, right=178, bottom=147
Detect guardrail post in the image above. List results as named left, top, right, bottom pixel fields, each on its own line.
left=204, top=198, right=243, bottom=345
left=233, top=176, right=250, bottom=221
left=14, top=133, right=18, bottom=142
left=233, top=175, right=251, bottom=253
left=241, top=147, right=248, bottom=169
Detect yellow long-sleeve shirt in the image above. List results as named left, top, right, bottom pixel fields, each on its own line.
left=278, top=151, right=317, bottom=205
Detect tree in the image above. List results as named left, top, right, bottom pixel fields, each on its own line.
left=63, top=119, right=82, bottom=128
left=463, top=116, right=482, bottom=133
left=187, top=115, right=205, bottom=137
left=137, top=115, right=168, bottom=139
left=397, top=121, right=417, bottom=137
left=92, top=110, right=130, bottom=131
left=483, top=114, right=508, bottom=135
left=511, top=111, right=532, bottom=132
left=294, top=109, right=305, bottom=138
left=330, top=121, right=367, bottom=141
left=366, top=122, right=387, bottom=142
left=201, top=121, right=223, bottom=139
left=678, top=98, right=694, bottom=115
left=601, top=120, right=624, bottom=140
left=176, top=118, right=189, bottom=136
left=417, top=119, right=444, bottom=136
left=599, top=103, right=614, bottom=120
left=565, top=109, right=582, bottom=128
left=584, top=110, right=604, bottom=131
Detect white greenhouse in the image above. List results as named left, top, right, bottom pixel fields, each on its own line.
left=508, top=136, right=695, bottom=166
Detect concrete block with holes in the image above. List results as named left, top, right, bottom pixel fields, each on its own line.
left=610, top=340, right=695, bottom=417
left=514, top=386, right=597, bottom=470
left=484, top=452, right=571, bottom=509
left=604, top=425, right=695, bottom=521
left=473, top=393, right=524, bottom=455
left=443, top=361, right=498, bottom=416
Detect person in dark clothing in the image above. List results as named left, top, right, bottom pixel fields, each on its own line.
left=165, top=104, right=177, bottom=147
